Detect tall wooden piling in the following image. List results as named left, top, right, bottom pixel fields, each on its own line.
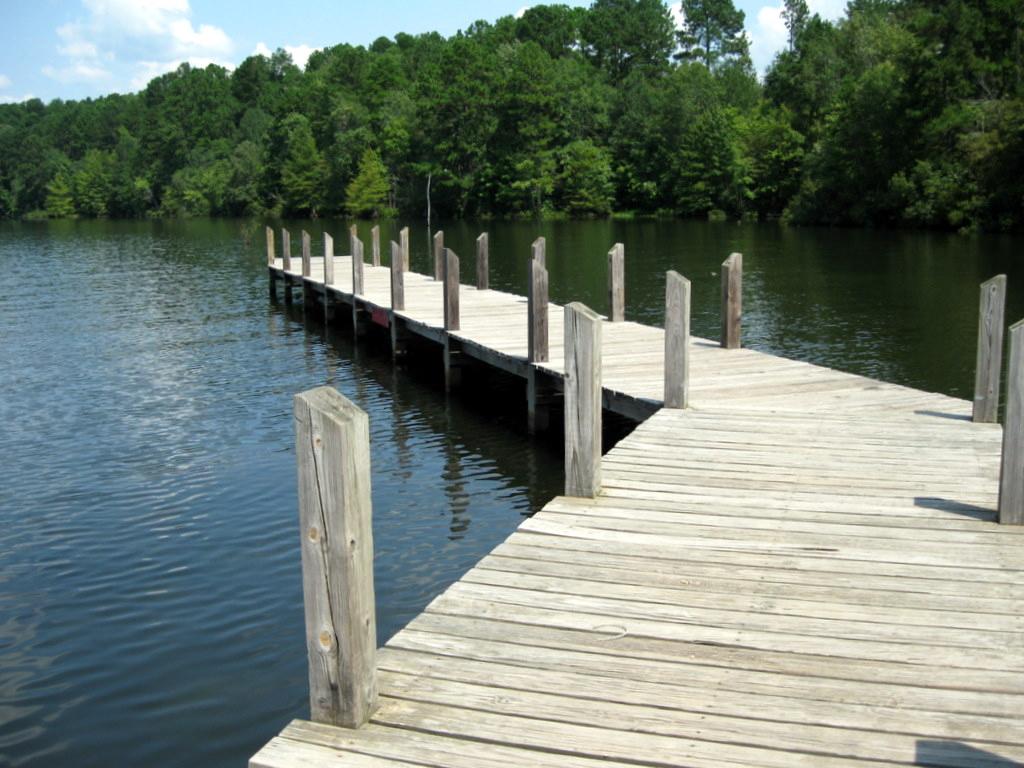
left=974, top=275, right=1007, bottom=423
left=532, top=237, right=546, bottom=269
left=282, top=228, right=292, bottom=271
left=564, top=302, right=602, bottom=498
left=267, top=226, right=276, bottom=299
left=371, top=226, right=380, bottom=267
left=400, top=227, right=410, bottom=272
left=999, top=320, right=1024, bottom=524
left=390, top=241, right=404, bottom=312
left=292, top=386, right=377, bottom=728
left=721, top=252, right=742, bottom=349
left=302, top=230, right=312, bottom=277
left=433, top=230, right=444, bottom=280
left=664, top=271, right=691, bottom=409
left=528, top=259, right=549, bottom=364
left=266, top=226, right=275, bottom=266
left=323, top=233, right=334, bottom=285
left=608, top=243, right=624, bottom=322
left=444, top=249, right=460, bottom=332
left=476, top=233, right=489, bottom=290
left=351, top=235, right=364, bottom=296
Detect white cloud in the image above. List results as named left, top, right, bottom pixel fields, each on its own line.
left=669, top=2, right=684, bottom=29
left=46, top=0, right=234, bottom=91
left=0, top=74, right=10, bottom=89
left=252, top=42, right=318, bottom=70
left=748, top=0, right=847, bottom=74
left=0, top=93, right=36, bottom=104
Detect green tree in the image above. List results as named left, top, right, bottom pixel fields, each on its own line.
left=45, top=170, right=76, bottom=217
left=345, top=148, right=391, bottom=216
left=558, top=140, right=614, bottom=215
left=782, top=0, right=810, bottom=51
left=581, top=0, right=675, bottom=82
left=72, top=149, right=114, bottom=217
left=280, top=113, right=326, bottom=216
left=677, top=0, right=750, bottom=70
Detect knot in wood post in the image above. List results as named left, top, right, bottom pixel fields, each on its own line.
left=564, top=302, right=602, bottom=498
left=293, top=386, right=377, bottom=727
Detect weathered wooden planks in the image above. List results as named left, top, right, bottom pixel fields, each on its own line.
left=293, top=387, right=376, bottom=728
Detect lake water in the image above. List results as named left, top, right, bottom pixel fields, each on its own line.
left=1, top=217, right=1021, bottom=767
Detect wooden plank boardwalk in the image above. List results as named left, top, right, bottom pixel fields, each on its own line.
left=254, top=247, right=1024, bottom=767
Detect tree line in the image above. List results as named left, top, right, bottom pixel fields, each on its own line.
left=0, top=0, right=1021, bottom=232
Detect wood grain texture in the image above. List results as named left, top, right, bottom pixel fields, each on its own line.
left=266, top=226, right=275, bottom=266
left=476, top=233, right=489, bottom=290
left=301, top=231, right=312, bottom=278
left=721, top=252, right=742, bottom=349
left=352, top=236, right=364, bottom=296
left=974, top=274, right=1007, bottom=423
left=664, top=270, right=690, bottom=409
left=400, top=227, right=409, bottom=272
left=293, top=387, right=377, bottom=728
left=433, top=231, right=444, bottom=280
left=444, top=248, right=460, bottom=332
left=322, top=232, right=334, bottom=285
left=389, top=241, right=404, bottom=312
left=528, top=259, right=549, bottom=363
left=281, top=228, right=292, bottom=271
left=564, top=302, right=602, bottom=498
left=371, top=226, right=380, bottom=267
left=607, top=243, right=624, bottom=322
left=999, top=319, right=1024, bottom=524
left=532, top=237, right=546, bottom=269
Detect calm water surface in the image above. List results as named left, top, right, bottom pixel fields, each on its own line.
left=0, top=218, right=1021, bottom=767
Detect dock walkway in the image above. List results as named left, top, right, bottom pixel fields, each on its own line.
left=253, top=248, right=1024, bottom=767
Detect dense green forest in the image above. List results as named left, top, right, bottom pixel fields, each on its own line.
left=0, top=0, right=1021, bottom=231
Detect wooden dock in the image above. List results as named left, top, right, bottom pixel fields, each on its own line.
left=254, top=232, right=1024, bottom=767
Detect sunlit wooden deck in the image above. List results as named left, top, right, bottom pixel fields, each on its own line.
left=253, top=249, right=1023, bottom=767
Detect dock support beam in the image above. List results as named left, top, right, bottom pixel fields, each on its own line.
left=999, top=320, right=1024, bottom=524
left=351, top=233, right=366, bottom=336
left=390, top=241, right=406, bottom=357
left=476, top=233, right=489, bottom=290
left=400, top=227, right=410, bottom=271
left=565, top=302, right=602, bottom=498
left=293, top=386, right=377, bottom=728
left=528, top=257, right=550, bottom=433
left=608, top=243, right=624, bottom=322
left=443, top=248, right=462, bottom=392
left=974, top=274, right=1007, bottom=423
left=433, top=230, right=444, bottom=280
left=664, top=270, right=690, bottom=409
left=721, top=252, right=742, bottom=349
left=282, top=228, right=293, bottom=304
left=267, top=226, right=276, bottom=300
left=323, top=233, right=335, bottom=321
left=371, top=225, right=380, bottom=267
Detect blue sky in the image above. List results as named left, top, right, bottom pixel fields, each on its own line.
left=0, top=0, right=848, bottom=103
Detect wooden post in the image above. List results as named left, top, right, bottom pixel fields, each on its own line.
left=664, top=270, right=691, bottom=409
left=528, top=259, right=548, bottom=363
left=302, top=230, right=312, bottom=277
left=400, top=227, right=410, bottom=272
left=323, top=232, right=334, bottom=285
left=266, top=226, right=275, bottom=266
left=444, top=248, right=460, bottom=332
left=721, top=252, right=742, bottom=349
left=531, top=236, right=546, bottom=268
left=293, top=386, right=377, bottom=727
left=390, top=241, right=404, bottom=312
left=267, top=226, right=277, bottom=300
left=281, top=228, right=292, bottom=271
left=476, top=232, right=489, bottom=290
left=351, top=236, right=364, bottom=296
left=371, top=226, right=380, bottom=267
left=999, top=320, right=1024, bottom=524
left=608, top=243, right=624, bottom=322
left=974, top=274, right=1007, bottom=423
left=564, top=302, right=602, bottom=498
left=433, top=230, right=444, bottom=280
